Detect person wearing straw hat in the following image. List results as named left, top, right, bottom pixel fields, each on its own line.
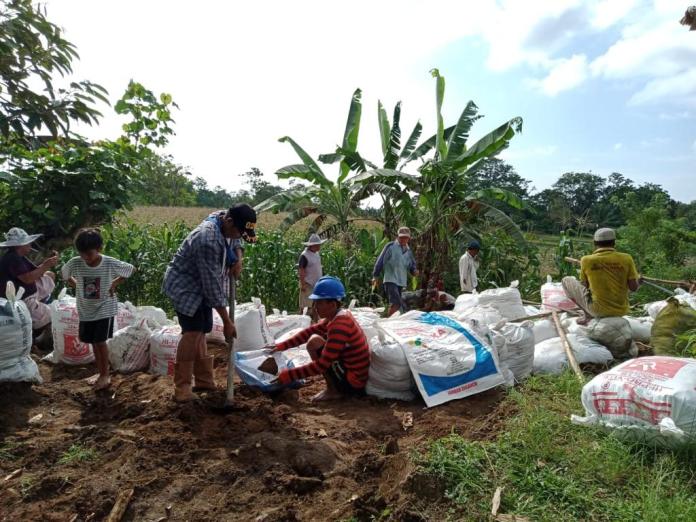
left=298, top=233, right=327, bottom=318
left=372, top=226, right=418, bottom=316
left=0, top=227, right=59, bottom=347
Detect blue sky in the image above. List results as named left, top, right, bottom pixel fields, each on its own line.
left=46, top=0, right=695, bottom=201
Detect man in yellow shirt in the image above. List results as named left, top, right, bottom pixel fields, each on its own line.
left=562, top=228, right=640, bottom=323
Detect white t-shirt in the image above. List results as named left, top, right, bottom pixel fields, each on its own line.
left=61, top=255, right=135, bottom=321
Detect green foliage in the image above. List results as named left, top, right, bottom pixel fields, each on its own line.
left=555, top=230, right=581, bottom=278
left=420, top=372, right=696, bottom=521
left=0, top=82, right=177, bottom=244
left=114, top=80, right=177, bottom=149
left=477, top=230, right=541, bottom=299
left=58, top=444, right=98, bottom=465
left=131, top=154, right=197, bottom=207
left=674, top=329, right=696, bottom=357
left=0, top=0, right=108, bottom=142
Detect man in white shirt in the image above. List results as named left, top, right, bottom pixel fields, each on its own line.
left=298, top=234, right=327, bottom=318
left=459, top=240, right=480, bottom=293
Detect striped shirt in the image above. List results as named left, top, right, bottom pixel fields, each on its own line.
left=276, top=309, right=370, bottom=388
left=61, top=255, right=135, bottom=321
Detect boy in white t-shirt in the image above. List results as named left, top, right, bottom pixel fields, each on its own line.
left=62, top=229, right=135, bottom=390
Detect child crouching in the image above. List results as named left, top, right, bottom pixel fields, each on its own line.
left=61, top=229, right=135, bottom=390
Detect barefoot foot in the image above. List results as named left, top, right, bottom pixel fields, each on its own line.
left=93, top=375, right=111, bottom=391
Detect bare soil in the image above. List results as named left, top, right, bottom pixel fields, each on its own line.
left=0, top=344, right=511, bottom=522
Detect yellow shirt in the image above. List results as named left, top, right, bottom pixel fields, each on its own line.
left=580, top=248, right=639, bottom=317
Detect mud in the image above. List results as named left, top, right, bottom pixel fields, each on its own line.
left=0, top=345, right=510, bottom=521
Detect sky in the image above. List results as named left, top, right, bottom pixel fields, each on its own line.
left=44, top=0, right=696, bottom=201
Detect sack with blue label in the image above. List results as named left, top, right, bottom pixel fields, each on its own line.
left=234, top=346, right=310, bottom=393
left=376, top=311, right=506, bottom=407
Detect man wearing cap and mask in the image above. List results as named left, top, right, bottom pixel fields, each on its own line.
left=0, top=228, right=59, bottom=348
left=163, top=203, right=257, bottom=402
left=459, top=240, right=481, bottom=293
left=298, top=233, right=327, bottom=318
left=372, top=226, right=419, bottom=316
left=562, top=227, right=640, bottom=324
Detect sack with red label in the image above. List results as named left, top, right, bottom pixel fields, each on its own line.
left=571, top=356, right=696, bottom=443
left=44, top=289, right=94, bottom=365
left=150, top=324, right=181, bottom=376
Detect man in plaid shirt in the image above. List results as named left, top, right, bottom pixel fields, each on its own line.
left=163, top=204, right=257, bottom=402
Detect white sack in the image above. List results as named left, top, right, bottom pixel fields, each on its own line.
left=0, top=283, right=41, bottom=383
left=624, top=316, right=654, bottom=343
left=453, top=292, right=480, bottom=315
left=366, top=335, right=414, bottom=399
left=457, top=305, right=504, bottom=327
left=571, top=356, right=696, bottom=443
left=116, top=302, right=169, bottom=331
left=581, top=316, right=635, bottom=359
left=235, top=298, right=274, bottom=352
left=206, top=309, right=226, bottom=345
left=116, top=301, right=136, bottom=331
left=376, top=311, right=505, bottom=407
left=266, top=311, right=311, bottom=340
left=477, top=281, right=526, bottom=321
left=532, top=319, right=558, bottom=344
left=495, top=321, right=535, bottom=382
left=45, top=290, right=94, bottom=365
left=644, top=300, right=668, bottom=319
left=149, top=324, right=181, bottom=376
left=524, top=305, right=541, bottom=316
left=533, top=334, right=613, bottom=375
left=108, top=318, right=151, bottom=373
left=541, top=275, right=576, bottom=312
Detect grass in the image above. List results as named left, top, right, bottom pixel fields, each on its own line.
left=58, top=444, right=98, bottom=465
left=0, top=441, right=19, bottom=461
left=420, top=372, right=696, bottom=521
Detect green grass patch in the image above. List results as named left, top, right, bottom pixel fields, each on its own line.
left=58, top=444, right=98, bottom=465
left=420, top=372, right=696, bottom=521
left=0, top=441, right=19, bottom=461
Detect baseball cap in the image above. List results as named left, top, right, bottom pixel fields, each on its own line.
left=397, top=226, right=411, bottom=238
left=593, top=228, right=616, bottom=241
left=228, top=204, right=257, bottom=243
left=467, top=240, right=481, bottom=250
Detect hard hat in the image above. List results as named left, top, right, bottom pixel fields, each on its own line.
left=309, top=276, right=346, bottom=300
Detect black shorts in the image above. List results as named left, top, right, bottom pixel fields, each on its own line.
left=79, top=317, right=115, bottom=344
left=323, top=358, right=366, bottom=397
left=176, top=304, right=213, bottom=334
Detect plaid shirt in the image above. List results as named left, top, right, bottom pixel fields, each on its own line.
left=163, top=217, right=238, bottom=316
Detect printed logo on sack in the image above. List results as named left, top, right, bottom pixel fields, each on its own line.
left=622, top=357, right=688, bottom=379
left=416, top=313, right=499, bottom=396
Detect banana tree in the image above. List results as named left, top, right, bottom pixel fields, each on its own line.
left=353, top=69, right=526, bottom=290
left=255, top=89, right=378, bottom=237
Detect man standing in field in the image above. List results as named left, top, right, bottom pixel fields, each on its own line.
left=163, top=204, right=257, bottom=402
left=298, top=233, right=327, bottom=319
left=372, top=227, right=418, bottom=316
left=562, top=227, right=640, bottom=324
left=458, top=240, right=480, bottom=294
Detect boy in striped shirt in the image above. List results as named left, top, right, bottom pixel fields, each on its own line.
left=62, top=229, right=135, bottom=390
left=272, top=276, right=370, bottom=402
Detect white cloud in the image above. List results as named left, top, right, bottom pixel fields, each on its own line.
left=613, top=142, right=623, bottom=150
left=536, top=54, right=589, bottom=95
left=591, top=0, right=637, bottom=29
left=659, top=111, right=691, bottom=120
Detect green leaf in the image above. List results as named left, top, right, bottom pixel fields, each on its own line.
left=377, top=100, right=390, bottom=157
left=451, top=117, right=522, bottom=172
left=401, top=125, right=455, bottom=167
left=277, top=137, right=331, bottom=188
left=430, top=68, right=447, bottom=160
left=444, top=100, right=479, bottom=162
left=466, top=187, right=527, bottom=210
left=400, top=121, right=422, bottom=160
left=384, top=102, right=401, bottom=169
left=339, top=88, right=363, bottom=182
left=318, top=152, right=343, bottom=164
left=466, top=199, right=527, bottom=247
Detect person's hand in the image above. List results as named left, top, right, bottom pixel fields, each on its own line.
left=223, top=319, right=237, bottom=340
left=45, top=271, right=56, bottom=282
left=371, top=278, right=381, bottom=288
left=42, top=255, right=59, bottom=270
left=263, top=344, right=280, bottom=353
left=276, top=369, right=291, bottom=385
left=108, top=281, right=118, bottom=297
left=67, top=277, right=76, bottom=289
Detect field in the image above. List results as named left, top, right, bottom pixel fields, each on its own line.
left=3, top=207, right=696, bottom=521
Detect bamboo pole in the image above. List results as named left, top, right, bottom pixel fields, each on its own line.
left=551, top=311, right=584, bottom=381
left=564, top=257, right=693, bottom=288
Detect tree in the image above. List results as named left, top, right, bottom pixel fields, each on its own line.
left=0, top=0, right=107, bottom=143
left=470, top=158, right=531, bottom=196
left=256, top=89, right=378, bottom=236
left=354, top=69, right=526, bottom=285
left=193, top=177, right=234, bottom=208
left=131, top=154, right=197, bottom=207
left=551, top=172, right=606, bottom=217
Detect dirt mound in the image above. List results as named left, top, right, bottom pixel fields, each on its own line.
left=0, top=345, right=509, bottom=521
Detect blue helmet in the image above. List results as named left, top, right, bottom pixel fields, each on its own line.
left=467, top=240, right=481, bottom=250
left=309, top=276, right=346, bottom=300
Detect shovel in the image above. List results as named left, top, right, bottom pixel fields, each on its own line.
left=224, top=275, right=236, bottom=408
